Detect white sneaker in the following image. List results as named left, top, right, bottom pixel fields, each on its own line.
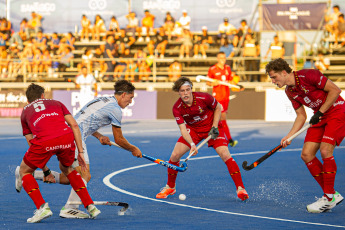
left=137, top=37, right=144, bottom=42
left=306, top=195, right=337, bottom=213
left=59, top=206, right=89, bottom=219
left=27, top=203, right=53, bottom=223
left=15, top=166, right=22, bottom=193
left=202, top=54, right=207, bottom=59
left=193, top=54, right=198, bottom=59
left=145, top=37, right=150, bottom=42
left=87, top=204, right=101, bottom=219
left=334, top=191, right=344, bottom=206
left=160, top=54, right=164, bottom=58
left=179, top=55, right=184, bottom=59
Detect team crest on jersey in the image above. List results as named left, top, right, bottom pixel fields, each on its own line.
left=198, top=106, right=204, bottom=113
left=301, top=85, right=309, bottom=94
left=221, top=75, right=226, bottom=81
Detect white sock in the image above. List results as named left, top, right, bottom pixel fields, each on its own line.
left=34, top=170, right=60, bottom=184
left=65, top=178, right=87, bottom=209
left=326, top=193, right=334, bottom=199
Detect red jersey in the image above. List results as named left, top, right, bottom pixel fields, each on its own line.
left=208, top=64, right=232, bottom=101
left=285, top=69, right=345, bottom=116
left=173, top=92, right=218, bottom=133
left=21, top=99, right=73, bottom=143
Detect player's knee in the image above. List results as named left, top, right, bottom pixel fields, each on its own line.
left=319, top=147, right=333, bottom=159
left=300, top=151, right=312, bottom=163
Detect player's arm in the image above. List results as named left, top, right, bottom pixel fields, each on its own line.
left=112, top=125, right=142, bottom=158
left=24, top=134, right=34, bottom=146
left=92, top=131, right=111, bottom=145
left=281, top=106, right=307, bottom=148
left=318, top=80, right=341, bottom=114
left=178, top=123, right=198, bottom=155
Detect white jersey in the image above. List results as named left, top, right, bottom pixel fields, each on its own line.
left=74, top=96, right=122, bottom=141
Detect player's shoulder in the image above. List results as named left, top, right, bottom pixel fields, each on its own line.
left=209, top=65, right=217, bottom=70
left=194, top=92, right=212, bottom=100
left=173, top=98, right=183, bottom=109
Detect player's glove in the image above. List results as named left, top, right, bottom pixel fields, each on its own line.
left=309, top=111, right=324, bottom=125
left=208, top=127, right=219, bottom=139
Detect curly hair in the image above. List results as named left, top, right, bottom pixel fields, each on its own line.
left=172, top=77, right=193, bottom=92
left=265, top=58, right=292, bottom=74
left=26, top=83, right=44, bottom=103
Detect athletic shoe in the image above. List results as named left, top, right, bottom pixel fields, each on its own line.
left=306, top=195, right=337, bottom=213
left=59, top=206, right=89, bottom=219
left=27, top=203, right=53, bottom=223
left=229, top=139, right=238, bottom=147
left=237, top=186, right=249, bottom=201
left=156, top=185, right=176, bottom=199
left=87, top=204, right=101, bottom=219
left=334, top=191, right=344, bottom=206
left=15, top=166, right=22, bottom=193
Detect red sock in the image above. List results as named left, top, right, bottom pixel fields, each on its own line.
left=167, top=160, right=179, bottom=188
left=306, top=157, right=324, bottom=191
left=322, top=156, right=337, bottom=194
left=220, top=120, right=232, bottom=141
left=67, top=170, right=93, bottom=208
left=225, top=158, right=244, bottom=189
left=22, top=174, right=45, bottom=209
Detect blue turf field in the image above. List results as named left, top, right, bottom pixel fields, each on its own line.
left=1, top=119, right=345, bottom=229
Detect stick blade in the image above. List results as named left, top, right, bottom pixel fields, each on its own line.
left=242, top=161, right=253, bottom=171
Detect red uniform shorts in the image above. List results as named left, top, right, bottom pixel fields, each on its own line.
left=305, top=112, right=345, bottom=146
left=23, top=133, right=76, bottom=170
left=177, top=126, right=229, bottom=149
left=218, top=100, right=229, bottom=113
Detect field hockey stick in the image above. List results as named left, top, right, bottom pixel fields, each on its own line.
left=67, top=201, right=129, bottom=213
left=180, top=135, right=212, bottom=166
left=196, top=75, right=242, bottom=89
left=110, top=141, right=188, bottom=172
left=242, top=124, right=311, bottom=171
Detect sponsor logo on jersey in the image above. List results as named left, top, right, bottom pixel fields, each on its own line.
left=33, top=112, right=59, bottom=126
left=293, top=95, right=298, bottom=99
left=46, top=143, right=72, bottom=151
left=333, top=101, right=344, bottom=107
left=182, top=114, right=189, bottom=117
left=318, top=75, right=323, bottom=86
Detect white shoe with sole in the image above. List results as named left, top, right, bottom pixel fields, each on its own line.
left=27, top=203, right=53, bottom=223
left=15, top=166, right=22, bottom=193
left=87, top=204, right=101, bottom=219
left=306, top=195, right=337, bottom=213
left=59, top=206, right=89, bottom=219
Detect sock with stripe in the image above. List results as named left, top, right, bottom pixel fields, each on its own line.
left=22, top=174, right=45, bottom=209
left=66, top=170, right=92, bottom=208
left=225, top=158, right=244, bottom=189
left=306, top=157, right=324, bottom=190
left=322, top=156, right=336, bottom=196
left=167, top=160, right=179, bottom=188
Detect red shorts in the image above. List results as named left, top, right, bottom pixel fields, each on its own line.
left=218, top=100, right=229, bottom=113
left=305, top=112, right=345, bottom=146
left=177, top=126, right=228, bottom=149
left=23, top=133, right=76, bottom=170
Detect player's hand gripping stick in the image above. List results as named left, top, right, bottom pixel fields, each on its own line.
left=180, top=135, right=212, bottom=167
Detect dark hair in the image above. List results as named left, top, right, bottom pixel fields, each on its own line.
left=217, top=51, right=226, bottom=56
left=26, top=83, right=45, bottom=103
left=111, top=16, right=116, bottom=20
left=241, top=19, right=247, bottom=24
left=274, top=35, right=278, bottom=38
left=340, top=13, right=344, bottom=19
left=334, top=5, right=340, bottom=10
left=172, top=77, right=193, bottom=92
left=114, top=80, right=135, bottom=95
left=265, top=58, right=292, bottom=74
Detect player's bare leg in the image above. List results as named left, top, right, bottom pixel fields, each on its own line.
left=156, top=142, right=189, bottom=199
left=216, top=146, right=248, bottom=201
left=220, top=112, right=237, bottom=147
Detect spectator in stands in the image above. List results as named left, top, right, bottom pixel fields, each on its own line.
left=233, top=19, right=251, bottom=47
left=123, top=49, right=136, bottom=82
left=168, top=60, right=182, bottom=82
left=193, top=26, right=213, bottom=59
left=23, top=46, right=34, bottom=77
left=264, top=35, right=285, bottom=60
left=42, top=49, right=52, bottom=76
left=34, top=30, right=47, bottom=51
left=92, top=47, right=106, bottom=81
left=314, top=50, right=330, bottom=71
left=75, top=66, right=98, bottom=107
left=146, top=39, right=155, bottom=56
left=125, top=12, right=139, bottom=39
left=0, top=49, right=8, bottom=78
left=117, top=29, right=135, bottom=54
left=0, top=17, right=12, bottom=40
left=92, top=14, right=106, bottom=41
left=77, top=48, right=93, bottom=73
left=325, top=5, right=341, bottom=35
left=26, top=12, right=43, bottom=38
left=219, top=37, right=234, bottom=67
left=0, top=33, right=6, bottom=51
left=334, top=14, right=345, bottom=47
left=8, top=44, right=22, bottom=78
left=9, top=29, right=24, bottom=50
left=134, top=49, right=147, bottom=68
left=243, top=33, right=260, bottom=82
left=179, top=29, right=193, bottom=58
left=103, top=34, right=117, bottom=81
left=107, top=16, right=120, bottom=36
left=138, top=10, right=155, bottom=42
left=32, top=48, right=43, bottom=77
left=155, top=27, right=168, bottom=58
left=179, top=10, right=191, bottom=30
left=81, top=14, right=91, bottom=41
left=18, top=18, right=28, bottom=41
left=114, top=48, right=132, bottom=80
left=58, top=46, right=74, bottom=73
left=138, top=58, right=151, bottom=82
left=49, top=32, right=60, bottom=55
left=163, top=12, right=175, bottom=40
left=218, top=17, right=237, bottom=40
left=66, top=32, right=76, bottom=50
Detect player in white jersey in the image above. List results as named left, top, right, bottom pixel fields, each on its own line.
left=32, top=80, right=142, bottom=218
left=75, top=66, right=98, bottom=108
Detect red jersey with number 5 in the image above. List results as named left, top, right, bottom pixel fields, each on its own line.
left=173, top=92, right=218, bottom=133
left=21, top=99, right=73, bottom=143
left=285, top=69, right=345, bottom=116
left=208, top=64, right=232, bottom=101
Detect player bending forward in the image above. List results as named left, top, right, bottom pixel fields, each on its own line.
left=16, top=80, right=142, bottom=219
left=16, top=83, right=100, bottom=223
left=266, top=58, right=344, bottom=213
left=156, top=77, right=248, bottom=200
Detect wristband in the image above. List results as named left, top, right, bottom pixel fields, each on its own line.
left=190, top=143, right=195, bottom=147
left=43, top=169, right=51, bottom=177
